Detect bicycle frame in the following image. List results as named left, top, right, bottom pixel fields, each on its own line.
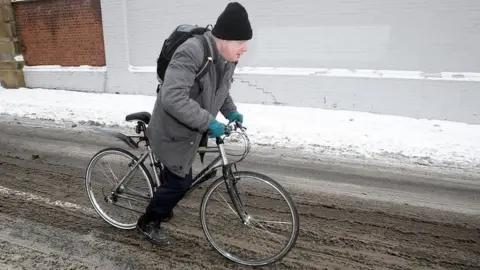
left=187, top=136, right=233, bottom=195
left=106, top=120, right=250, bottom=216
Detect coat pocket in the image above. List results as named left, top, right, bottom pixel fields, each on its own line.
left=158, top=138, right=193, bottom=174
left=164, top=115, right=197, bottom=142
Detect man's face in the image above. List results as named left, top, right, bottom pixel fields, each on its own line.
left=222, top=40, right=249, bottom=62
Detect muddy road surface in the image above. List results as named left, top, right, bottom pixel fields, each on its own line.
left=0, top=116, right=479, bottom=269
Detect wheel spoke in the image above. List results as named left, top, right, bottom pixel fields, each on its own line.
left=251, top=219, right=292, bottom=225
left=97, top=162, right=117, bottom=187
left=214, top=190, right=239, bottom=216
left=248, top=218, right=287, bottom=244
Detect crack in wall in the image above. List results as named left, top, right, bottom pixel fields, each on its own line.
left=237, top=78, right=284, bottom=105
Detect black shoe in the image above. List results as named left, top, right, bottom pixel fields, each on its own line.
left=136, top=214, right=168, bottom=245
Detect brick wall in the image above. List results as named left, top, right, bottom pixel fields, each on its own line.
left=13, top=0, right=105, bottom=66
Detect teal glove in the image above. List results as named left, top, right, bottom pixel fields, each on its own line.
left=208, top=118, right=225, bottom=138
left=227, top=111, right=243, bottom=123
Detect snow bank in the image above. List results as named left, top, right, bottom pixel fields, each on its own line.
left=129, top=65, right=480, bottom=82
left=1, top=87, right=479, bottom=169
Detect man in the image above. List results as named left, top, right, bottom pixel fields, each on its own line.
left=137, top=2, right=252, bottom=244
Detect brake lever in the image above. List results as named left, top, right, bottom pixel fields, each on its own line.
left=233, top=120, right=247, bottom=131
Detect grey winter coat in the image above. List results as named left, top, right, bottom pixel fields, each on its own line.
left=146, top=31, right=238, bottom=177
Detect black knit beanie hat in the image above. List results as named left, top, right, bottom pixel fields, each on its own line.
left=212, top=2, right=253, bottom=41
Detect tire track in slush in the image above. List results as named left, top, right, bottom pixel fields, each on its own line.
left=2, top=158, right=480, bottom=269
left=0, top=190, right=311, bottom=270
left=0, top=119, right=480, bottom=269
left=0, top=185, right=96, bottom=217
left=176, top=193, right=480, bottom=270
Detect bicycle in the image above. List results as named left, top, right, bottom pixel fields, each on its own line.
left=84, top=111, right=300, bottom=266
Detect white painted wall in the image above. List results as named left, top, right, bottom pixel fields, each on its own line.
left=24, top=66, right=106, bottom=92
left=25, top=0, right=480, bottom=124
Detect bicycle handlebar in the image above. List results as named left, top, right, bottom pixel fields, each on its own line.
left=206, top=120, right=251, bottom=161
left=224, top=120, right=246, bottom=136
left=223, top=120, right=251, bottom=162
left=207, top=120, right=247, bottom=138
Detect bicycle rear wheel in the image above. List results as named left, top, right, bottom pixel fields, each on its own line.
left=85, top=147, right=154, bottom=230
left=200, top=171, right=299, bottom=266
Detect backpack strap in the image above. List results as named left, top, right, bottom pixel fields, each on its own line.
left=194, top=35, right=213, bottom=95
left=195, top=35, right=213, bottom=164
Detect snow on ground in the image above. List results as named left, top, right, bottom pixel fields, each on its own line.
left=1, top=87, right=480, bottom=169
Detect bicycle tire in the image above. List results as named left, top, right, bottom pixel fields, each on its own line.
left=85, top=147, right=154, bottom=230
left=200, top=171, right=300, bottom=266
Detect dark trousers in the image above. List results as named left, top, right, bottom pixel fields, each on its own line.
left=145, top=167, right=193, bottom=221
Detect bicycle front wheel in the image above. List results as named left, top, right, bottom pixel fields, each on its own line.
left=85, top=147, right=154, bottom=230
left=200, top=171, right=299, bottom=266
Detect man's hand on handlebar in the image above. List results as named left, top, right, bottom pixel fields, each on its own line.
left=207, top=118, right=225, bottom=138
left=207, top=118, right=246, bottom=138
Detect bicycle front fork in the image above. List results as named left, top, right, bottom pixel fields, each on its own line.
left=223, top=165, right=249, bottom=225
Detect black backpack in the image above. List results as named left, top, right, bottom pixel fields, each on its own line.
left=156, top=24, right=213, bottom=94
